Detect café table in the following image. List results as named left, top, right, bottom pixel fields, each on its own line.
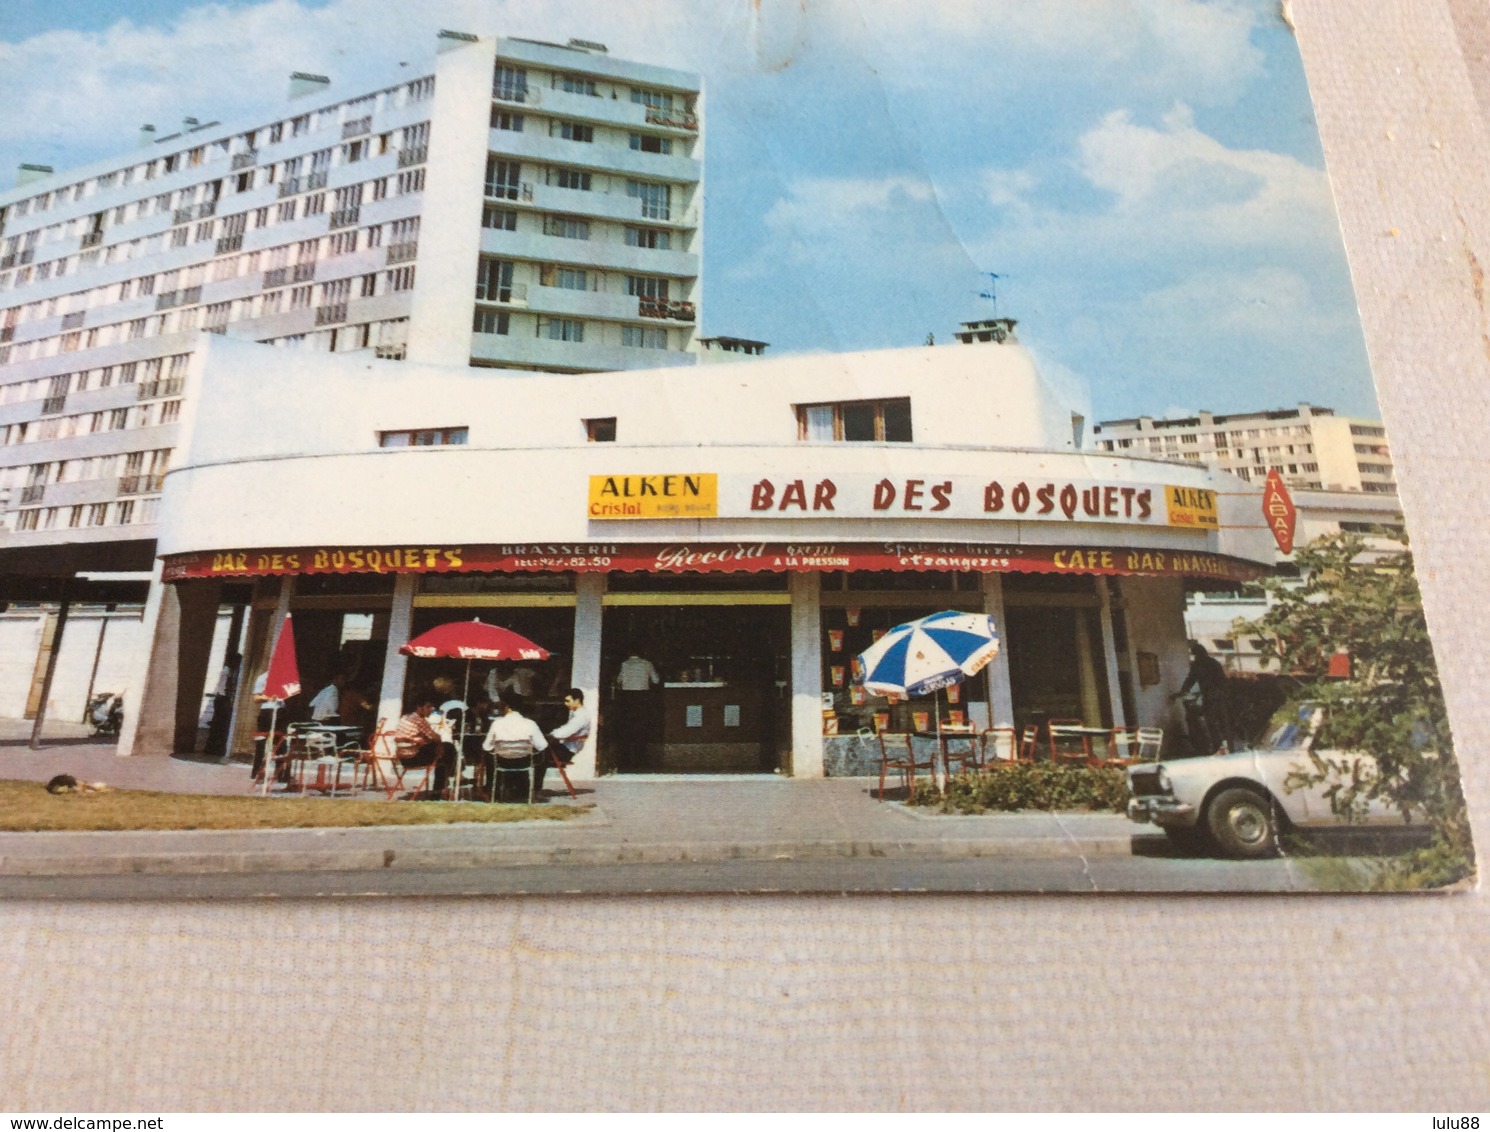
left=913, top=725, right=981, bottom=782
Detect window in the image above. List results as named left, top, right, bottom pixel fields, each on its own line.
left=554, top=168, right=592, bottom=191
left=560, top=74, right=598, bottom=96
left=473, top=308, right=509, bottom=335
left=554, top=268, right=589, bottom=291
left=625, top=226, right=671, bottom=250
left=379, top=427, right=467, bottom=447
left=360, top=273, right=377, bottom=298
left=621, top=325, right=667, bottom=349
left=1350, top=424, right=1386, bottom=437
left=387, top=266, right=416, bottom=292
left=485, top=157, right=521, bottom=200
left=482, top=205, right=517, bottom=231
left=627, top=180, right=670, bottom=219
left=586, top=417, right=616, bottom=443
left=329, top=230, right=357, bottom=256
left=554, top=121, right=594, bottom=143
left=539, top=318, right=584, bottom=342
left=543, top=215, right=590, bottom=240
left=396, top=169, right=424, bottom=194
left=304, top=192, right=326, bottom=216
left=797, top=398, right=912, bottom=442
left=629, top=133, right=672, bottom=155
left=475, top=258, right=513, bottom=302
left=630, top=87, right=674, bottom=111
left=290, top=285, right=313, bottom=309
left=493, top=65, right=527, bottom=103
left=491, top=109, right=524, bottom=131
left=626, top=275, right=669, bottom=300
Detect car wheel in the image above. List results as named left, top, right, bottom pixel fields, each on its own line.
left=1206, top=787, right=1279, bottom=859
left=1164, top=827, right=1212, bottom=854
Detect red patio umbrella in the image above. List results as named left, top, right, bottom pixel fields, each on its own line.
left=399, top=620, right=551, bottom=798
left=259, top=613, right=301, bottom=795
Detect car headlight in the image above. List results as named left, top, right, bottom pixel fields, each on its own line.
left=1156, top=767, right=1172, bottom=793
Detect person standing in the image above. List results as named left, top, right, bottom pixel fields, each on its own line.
left=204, top=650, right=241, bottom=758
left=1178, top=641, right=1234, bottom=755
left=482, top=697, right=549, bottom=803
left=538, top=688, right=591, bottom=797
left=614, top=651, right=660, bottom=763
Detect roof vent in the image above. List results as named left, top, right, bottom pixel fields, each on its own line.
left=288, top=72, right=331, bottom=100
left=568, top=38, right=609, bottom=53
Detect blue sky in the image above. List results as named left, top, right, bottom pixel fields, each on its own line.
left=0, top=0, right=1379, bottom=421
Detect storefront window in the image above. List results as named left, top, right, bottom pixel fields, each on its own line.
left=420, top=572, right=574, bottom=593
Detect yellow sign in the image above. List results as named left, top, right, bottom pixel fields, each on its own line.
left=1163, top=485, right=1219, bottom=529
left=588, top=474, right=718, bottom=520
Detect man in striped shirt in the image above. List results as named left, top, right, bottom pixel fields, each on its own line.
left=395, top=697, right=457, bottom=797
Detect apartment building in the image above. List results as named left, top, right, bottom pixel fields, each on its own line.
left=0, top=32, right=702, bottom=564
left=1091, top=403, right=1395, bottom=494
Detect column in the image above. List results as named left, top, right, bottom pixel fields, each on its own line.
left=567, top=573, right=604, bottom=781
left=27, top=581, right=72, bottom=749
left=126, top=576, right=222, bottom=756
left=981, top=574, right=1016, bottom=729
left=377, top=573, right=417, bottom=727
left=789, top=572, right=824, bottom=778
left=1097, top=577, right=1128, bottom=730
left=1074, top=608, right=1102, bottom=725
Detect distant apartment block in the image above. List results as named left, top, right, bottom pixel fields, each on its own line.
left=1092, top=403, right=1395, bottom=495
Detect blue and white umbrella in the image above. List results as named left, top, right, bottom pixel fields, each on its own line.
left=854, top=610, right=1001, bottom=698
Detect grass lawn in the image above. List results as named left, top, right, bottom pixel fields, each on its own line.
left=0, top=780, right=584, bottom=832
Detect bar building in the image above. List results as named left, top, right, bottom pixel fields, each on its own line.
left=129, top=330, right=1275, bottom=776
left=0, top=33, right=703, bottom=726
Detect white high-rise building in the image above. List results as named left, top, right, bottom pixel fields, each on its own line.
left=0, top=32, right=702, bottom=565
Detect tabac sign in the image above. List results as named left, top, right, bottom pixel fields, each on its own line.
left=589, top=471, right=1219, bottom=529
left=587, top=474, right=718, bottom=519
left=1262, top=469, right=1297, bottom=554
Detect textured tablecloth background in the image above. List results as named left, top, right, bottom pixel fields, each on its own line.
left=3, top=0, right=1488, bottom=1111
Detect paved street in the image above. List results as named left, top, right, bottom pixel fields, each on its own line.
left=0, top=726, right=1395, bottom=897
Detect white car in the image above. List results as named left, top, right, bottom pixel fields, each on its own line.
left=1126, top=704, right=1419, bottom=858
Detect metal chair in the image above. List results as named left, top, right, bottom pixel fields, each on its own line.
left=1093, top=726, right=1140, bottom=769
left=1018, top=724, right=1041, bottom=764
left=1047, top=719, right=1093, bottom=767
left=487, top=738, right=536, bottom=804
left=1136, top=726, right=1164, bottom=762
left=876, top=731, right=937, bottom=801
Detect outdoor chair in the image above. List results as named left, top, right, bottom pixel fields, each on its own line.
left=938, top=729, right=981, bottom=778
left=1018, top=724, right=1040, bottom=764
left=1047, top=719, right=1093, bottom=767
left=979, top=726, right=1027, bottom=769
left=355, top=721, right=436, bottom=801
left=487, top=738, right=536, bottom=804
left=1136, top=726, right=1164, bottom=762
left=876, top=731, right=936, bottom=801
left=1093, top=726, right=1141, bottom=769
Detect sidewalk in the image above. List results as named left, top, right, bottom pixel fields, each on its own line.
left=0, top=733, right=1146, bottom=877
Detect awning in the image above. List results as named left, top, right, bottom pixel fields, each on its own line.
left=163, top=541, right=1266, bottom=584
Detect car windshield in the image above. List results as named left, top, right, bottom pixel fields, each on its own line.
left=1260, top=704, right=1322, bottom=750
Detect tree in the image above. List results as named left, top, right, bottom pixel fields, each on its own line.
left=1239, top=531, right=1472, bottom=885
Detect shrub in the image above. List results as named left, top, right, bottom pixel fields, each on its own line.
left=909, top=764, right=1129, bottom=814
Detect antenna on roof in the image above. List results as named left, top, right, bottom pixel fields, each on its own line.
left=977, top=271, right=1005, bottom=317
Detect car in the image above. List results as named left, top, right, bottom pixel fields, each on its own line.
left=1125, top=704, right=1421, bottom=858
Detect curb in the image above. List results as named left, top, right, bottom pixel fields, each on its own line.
left=0, top=834, right=1139, bottom=877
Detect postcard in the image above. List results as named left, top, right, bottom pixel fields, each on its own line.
left=0, top=0, right=1471, bottom=896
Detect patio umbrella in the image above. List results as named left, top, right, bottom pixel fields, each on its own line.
left=854, top=610, right=1000, bottom=790
left=399, top=620, right=550, bottom=798
left=258, top=613, right=301, bottom=795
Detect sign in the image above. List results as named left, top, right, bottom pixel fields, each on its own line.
left=163, top=541, right=1266, bottom=583
left=1262, top=469, right=1297, bottom=554
left=588, top=474, right=717, bottom=519
left=1163, top=486, right=1220, bottom=530
left=592, top=472, right=1228, bottom=529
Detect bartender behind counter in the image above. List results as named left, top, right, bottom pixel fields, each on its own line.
left=613, top=651, right=660, bottom=762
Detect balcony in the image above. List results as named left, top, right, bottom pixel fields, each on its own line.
left=292, top=263, right=316, bottom=283
left=314, top=303, right=348, bottom=326
left=493, top=84, right=530, bottom=104
left=374, top=344, right=407, bottom=360
left=0, top=327, right=12, bottom=342
left=19, top=485, right=44, bottom=505
left=645, top=107, right=699, bottom=132
left=118, top=472, right=165, bottom=497
left=231, top=151, right=258, bottom=171
left=386, top=241, right=419, bottom=265
left=397, top=145, right=428, bottom=168
left=215, top=233, right=244, bottom=255
left=263, top=267, right=289, bottom=289
left=172, top=207, right=197, bottom=226
left=329, top=206, right=361, bottom=229
left=639, top=299, right=696, bottom=322
left=61, top=311, right=85, bottom=330
left=80, top=230, right=104, bottom=249
left=278, top=177, right=303, bottom=199
left=138, top=377, right=184, bottom=401
left=41, top=395, right=67, bottom=415
left=342, top=116, right=372, bottom=139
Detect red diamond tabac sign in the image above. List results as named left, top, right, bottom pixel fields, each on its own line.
left=1262, top=469, right=1297, bottom=555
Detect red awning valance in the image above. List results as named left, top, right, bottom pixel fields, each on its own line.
left=162, top=541, right=1265, bottom=584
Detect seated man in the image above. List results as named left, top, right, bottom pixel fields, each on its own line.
left=538, top=688, right=591, bottom=797
left=481, top=696, right=548, bottom=803
left=394, top=697, right=457, bottom=797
